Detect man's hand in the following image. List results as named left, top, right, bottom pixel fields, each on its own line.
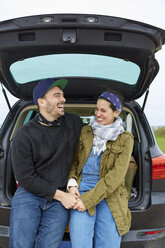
left=54, top=190, right=78, bottom=209
left=68, top=186, right=80, bottom=198
left=73, top=198, right=86, bottom=212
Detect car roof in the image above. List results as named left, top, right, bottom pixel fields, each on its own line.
left=0, top=13, right=164, bottom=102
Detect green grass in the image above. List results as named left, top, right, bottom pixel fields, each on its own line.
left=155, top=135, right=165, bottom=153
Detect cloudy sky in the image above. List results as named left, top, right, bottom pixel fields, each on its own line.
left=0, top=0, right=165, bottom=126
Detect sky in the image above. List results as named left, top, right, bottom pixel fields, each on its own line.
left=0, top=0, right=165, bottom=126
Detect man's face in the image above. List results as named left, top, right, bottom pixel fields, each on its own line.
left=40, top=86, right=66, bottom=120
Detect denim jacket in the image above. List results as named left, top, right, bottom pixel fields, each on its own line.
left=69, top=124, right=134, bottom=235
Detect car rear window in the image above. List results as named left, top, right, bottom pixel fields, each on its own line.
left=10, top=54, right=140, bottom=85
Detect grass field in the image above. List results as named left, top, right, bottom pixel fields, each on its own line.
left=155, top=135, right=165, bottom=153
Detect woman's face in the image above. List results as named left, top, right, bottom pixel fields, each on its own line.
left=95, top=98, right=120, bottom=125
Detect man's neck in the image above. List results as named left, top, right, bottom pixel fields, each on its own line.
left=36, top=113, right=61, bottom=127
left=40, top=111, right=57, bottom=122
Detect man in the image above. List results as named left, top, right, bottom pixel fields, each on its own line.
left=9, top=78, right=83, bottom=248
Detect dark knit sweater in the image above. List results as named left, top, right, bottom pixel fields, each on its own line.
left=11, top=113, right=83, bottom=201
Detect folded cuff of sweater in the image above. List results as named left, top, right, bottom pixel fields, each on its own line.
left=67, top=178, right=78, bottom=191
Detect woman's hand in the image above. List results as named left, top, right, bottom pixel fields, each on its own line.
left=68, top=186, right=80, bottom=198
left=73, top=198, right=86, bottom=212
left=68, top=187, right=86, bottom=211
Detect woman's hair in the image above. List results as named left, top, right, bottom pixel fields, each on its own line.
left=108, top=101, right=118, bottom=112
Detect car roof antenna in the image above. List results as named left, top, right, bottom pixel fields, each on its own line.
left=141, top=88, right=149, bottom=114
left=0, top=82, right=12, bottom=113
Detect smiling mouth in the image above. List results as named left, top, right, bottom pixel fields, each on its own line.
left=57, top=104, right=64, bottom=111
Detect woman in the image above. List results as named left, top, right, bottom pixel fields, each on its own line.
left=67, top=91, right=134, bottom=248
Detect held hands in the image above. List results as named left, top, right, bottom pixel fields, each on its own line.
left=73, top=198, right=86, bottom=212
left=68, top=186, right=86, bottom=211
left=54, top=189, right=78, bottom=209
left=54, top=187, right=86, bottom=211
left=69, top=186, right=80, bottom=198
left=60, top=192, right=79, bottom=209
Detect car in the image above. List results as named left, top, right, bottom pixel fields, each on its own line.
left=0, top=13, right=165, bottom=248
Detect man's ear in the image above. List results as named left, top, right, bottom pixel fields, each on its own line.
left=37, top=98, right=45, bottom=107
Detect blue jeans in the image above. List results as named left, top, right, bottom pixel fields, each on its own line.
left=9, top=187, right=69, bottom=248
left=69, top=199, right=121, bottom=248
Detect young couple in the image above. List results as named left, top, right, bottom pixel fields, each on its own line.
left=9, top=78, right=133, bottom=248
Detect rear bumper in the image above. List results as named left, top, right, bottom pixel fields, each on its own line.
left=121, top=191, right=165, bottom=247
left=1, top=225, right=165, bottom=248
left=1, top=192, right=165, bottom=248
left=0, top=225, right=9, bottom=248
left=122, top=228, right=165, bottom=242
left=121, top=238, right=165, bottom=248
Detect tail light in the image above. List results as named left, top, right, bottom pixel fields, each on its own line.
left=152, top=155, right=165, bottom=180
left=145, top=229, right=165, bottom=235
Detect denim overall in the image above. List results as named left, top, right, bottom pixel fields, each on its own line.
left=69, top=149, right=121, bottom=248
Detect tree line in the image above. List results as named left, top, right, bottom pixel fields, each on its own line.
left=152, top=126, right=165, bottom=136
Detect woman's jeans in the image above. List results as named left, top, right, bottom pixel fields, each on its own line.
left=69, top=149, right=121, bottom=248
left=9, top=187, right=69, bottom=248
left=69, top=199, right=121, bottom=248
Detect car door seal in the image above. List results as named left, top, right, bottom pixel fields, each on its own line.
left=0, top=82, right=13, bottom=113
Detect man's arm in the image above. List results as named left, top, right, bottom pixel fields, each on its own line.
left=12, top=130, right=56, bottom=201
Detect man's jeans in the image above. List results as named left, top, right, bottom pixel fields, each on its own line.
left=9, top=187, right=69, bottom=248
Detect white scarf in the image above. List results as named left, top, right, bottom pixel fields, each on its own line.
left=90, top=116, right=124, bottom=155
